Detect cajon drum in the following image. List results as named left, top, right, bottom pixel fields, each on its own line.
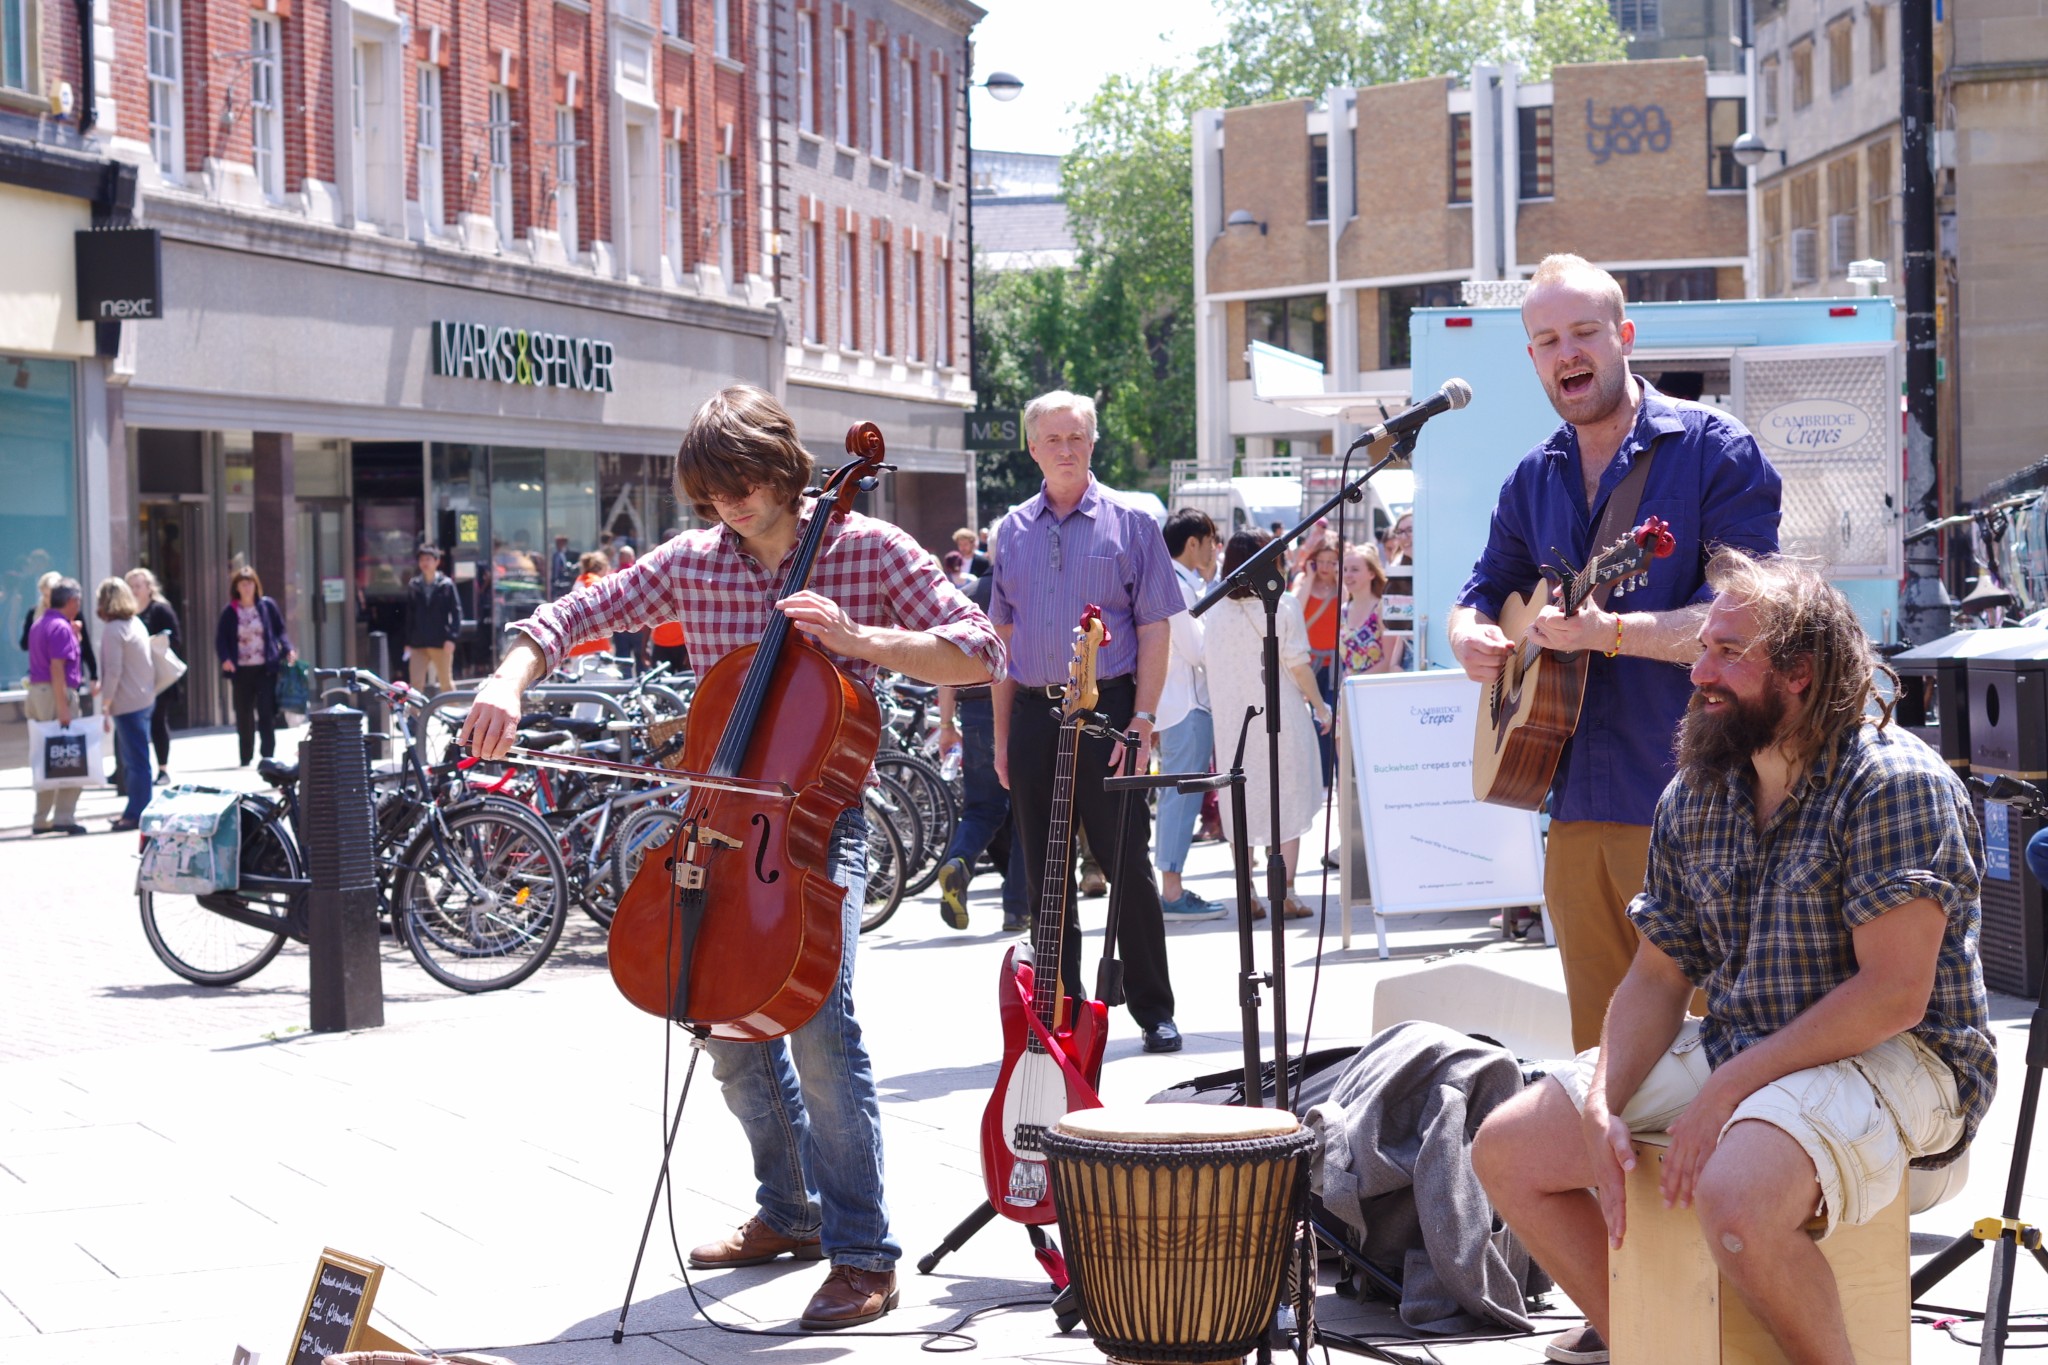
left=1609, top=1132, right=1909, bottom=1365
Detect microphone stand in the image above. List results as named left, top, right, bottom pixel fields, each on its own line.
left=1191, top=430, right=1414, bottom=1111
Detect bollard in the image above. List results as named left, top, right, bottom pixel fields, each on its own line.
left=367, top=630, right=394, bottom=761
left=300, top=705, right=385, bottom=1031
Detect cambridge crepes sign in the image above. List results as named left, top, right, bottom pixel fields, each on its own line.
left=430, top=320, right=616, bottom=394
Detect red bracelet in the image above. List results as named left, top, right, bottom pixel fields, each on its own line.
left=1605, top=616, right=1624, bottom=659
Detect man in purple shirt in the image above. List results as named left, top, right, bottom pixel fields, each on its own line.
left=1449, top=254, right=1781, bottom=1058
left=991, top=390, right=1190, bottom=1052
left=27, top=578, right=87, bottom=835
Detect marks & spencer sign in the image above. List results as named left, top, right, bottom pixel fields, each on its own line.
left=431, top=320, right=615, bottom=393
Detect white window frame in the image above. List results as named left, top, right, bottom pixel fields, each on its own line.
left=796, top=13, right=815, bottom=135
left=416, top=64, right=444, bottom=232
left=930, top=69, right=947, bottom=181
left=833, top=30, right=851, bottom=145
left=249, top=14, right=283, bottom=200
left=488, top=85, right=514, bottom=250
left=147, top=0, right=184, bottom=178
left=715, top=154, right=735, bottom=284
left=838, top=229, right=856, bottom=348
left=866, top=44, right=884, bottom=158
left=870, top=237, right=887, bottom=354
left=1, top=0, right=36, bottom=93
left=906, top=250, right=922, bottom=361
left=898, top=54, right=917, bottom=171
left=801, top=219, right=821, bottom=343
left=554, top=107, right=580, bottom=252
left=351, top=44, right=369, bottom=218
left=661, top=0, right=681, bottom=40
left=713, top=0, right=732, bottom=60
left=664, top=139, right=685, bottom=278
left=936, top=255, right=952, bottom=367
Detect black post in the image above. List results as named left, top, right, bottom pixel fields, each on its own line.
left=1898, top=0, right=1946, bottom=645
left=368, top=630, right=393, bottom=760
left=300, top=706, right=384, bottom=1031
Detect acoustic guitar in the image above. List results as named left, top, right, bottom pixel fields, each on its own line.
left=1471, top=517, right=1674, bottom=809
left=978, top=608, right=1111, bottom=1224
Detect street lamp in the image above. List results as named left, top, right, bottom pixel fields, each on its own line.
left=961, top=65, right=1025, bottom=385
left=1731, top=132, right=1787, bottom=169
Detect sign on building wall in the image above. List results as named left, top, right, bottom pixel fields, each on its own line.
left=1584, top=101, right=1673, bottom=164
left=966, top=409, right=1021, bottom=451
left=74, top=227, right=164, bottom=321
left=431, top=319, right=616, bottom=393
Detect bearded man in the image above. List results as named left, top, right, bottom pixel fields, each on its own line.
left=1472, top=550, right=1996, bottom=1365
left=1449, top=253, right=1783, bottom=1053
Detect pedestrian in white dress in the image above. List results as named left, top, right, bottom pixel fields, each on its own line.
left=1203, top=531, right=1332, bottom=919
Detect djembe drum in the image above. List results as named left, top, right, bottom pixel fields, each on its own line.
left=1042, top=1103, right=1315, bottom=1365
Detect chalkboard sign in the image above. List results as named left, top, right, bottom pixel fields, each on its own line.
left=289, top=1248, right=383, bottom=1365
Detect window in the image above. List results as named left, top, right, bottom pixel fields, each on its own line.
left=555, top=108, right=579, bottom=252
left=1867, top=138, right=1894, bottom=273
left=1307, top=134, right=1329, bottom=220
left=1615, top=268, right=1717, bottom=301
left=801, top=219, right=821, bottom=343
left=1610, top=0, right=1660, bottom=35
left=249, top=15, right=283, bottom=199
left=1792, top=39, right=1814, bottom=110
left=796, top=12, right=816, bottom=134
left=1379, top=282, right=1459, bottom=369
left=713, top=0, right=732, bottom=60
left=661, top=0, right=682, bottom=39
left=1761, top=55, right=1780, bottom=123
left=1518, top=105, right=1554, bottom=198
left=1246, top=294, right=1328, bottom=365
left=417, top=66, right=443, bottom=230
left=1827, top=154, right=1858, bottom=272
left=488, top=85, right=514, bottom=250
left=715, top=154, right=734, bottom=283
left=1789, top=170, right=1820, bottom=284
left=936, top=254, right=953, bottom=367
left=906, top=250, right=923, bottom=360
left=899, top=55, right=917, bottom=171
left=1762, top=186, right=1785, bottom=294
left=838, top=230, right=856, bottom=348
left=351, top=43, right=369, bottom=217
left=664, top=139, right=685, bottom=275
left=1828, top=15, right=1854, bottom=93
left=1, top=0, right=30, bottom=91
left=930, top=69, right=949, bottom=179
left=147, top=0, right=183, bottom=176
left=1869, top=2, right=1888, bottom=72
left=870, top=238, right=891, bottom=354
left=833, top=30, right=851, bottom=145
left=866, top=45, right=885, bottom=157
left=1707, top=97, right=1744, bottom=188
left=1448, top=113, right=1472, bottom=204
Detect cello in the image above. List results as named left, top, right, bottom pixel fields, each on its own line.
left=607, top=423, right=888, bottom=1041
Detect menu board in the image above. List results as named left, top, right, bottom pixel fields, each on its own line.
left=288, top=1249, right=383, bottom=1365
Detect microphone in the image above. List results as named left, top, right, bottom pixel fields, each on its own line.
left=1352, top=378, right=1474, bottom=449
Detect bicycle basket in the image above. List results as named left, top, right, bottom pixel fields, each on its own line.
left=645, top=715, right=689, bottom=771
left=138, top=787, right=245, bottom=895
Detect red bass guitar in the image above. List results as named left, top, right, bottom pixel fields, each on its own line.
left=978, top=608, right=1111, bottom=1224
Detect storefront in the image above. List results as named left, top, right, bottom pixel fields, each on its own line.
left=116, top=207, right=780, bottom=695
left=779, top=383, right=977, bottom=557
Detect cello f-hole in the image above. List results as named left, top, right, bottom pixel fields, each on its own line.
left=750, top=813, right=782, bottom=886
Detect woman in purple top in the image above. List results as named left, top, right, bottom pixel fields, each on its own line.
left=213, top=567, right=295, bottom=766
left=25, top=578, right=87, bottom=835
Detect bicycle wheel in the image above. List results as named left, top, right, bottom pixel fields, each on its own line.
left=139, top=812, right=297, bottom=986
left=873, top=753, right=954, bottom=895
left=608, top=803, right=685, bottom=914
left=859, top=791, right=907, bottom=933
left=393, top=804, right=568, bottom=992
left=868, top=771, right=927, bottom=882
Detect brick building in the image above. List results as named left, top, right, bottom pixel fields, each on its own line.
left=759, top=0, right=981, bottom=554
left=1192, top=58, right=1749, bottom=472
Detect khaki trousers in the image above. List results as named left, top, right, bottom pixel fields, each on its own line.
left=407, top=644, right=456, bottom=697
left=1544, top=819, right=1653, bottom=1053
left=25, top=681, right=83, bottom=828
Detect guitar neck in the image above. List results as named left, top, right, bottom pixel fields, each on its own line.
left=1026, top=719, right=1083, bottom=1050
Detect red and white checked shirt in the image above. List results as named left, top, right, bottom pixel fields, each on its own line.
left=513, top=503, right=1005, bottom=687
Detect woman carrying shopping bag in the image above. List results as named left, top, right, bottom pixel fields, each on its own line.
left=127, top=567, right=184, bottom=781
left=96, top=578, right=156, bottom=831
left=25, top=578, right=89, bottom=835
left=214, top=568, right=295, bottom=766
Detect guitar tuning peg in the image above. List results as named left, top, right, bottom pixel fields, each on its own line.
left=1613, top=581, right=1627, bottom=600
left=1635, top=572, right=1647, bottom=591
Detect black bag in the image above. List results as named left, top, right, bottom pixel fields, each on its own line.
left=1149, top=1046, right=1361, bottom=1115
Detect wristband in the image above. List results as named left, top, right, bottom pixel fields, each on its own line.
left=1132, top=711, right=1157, bottom=725
left=1605, top=616, right=1624, bottom=659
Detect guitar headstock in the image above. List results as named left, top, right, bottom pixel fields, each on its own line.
left=1558, top=517, right=1676, bottom=612
left=1063, top=607, right=1109, bottom=720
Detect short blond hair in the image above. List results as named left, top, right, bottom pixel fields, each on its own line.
left=1024, top=390, right=1097, bottom=445
left=96, top=576, right=139, bottom=621
left=1524, top=254, right=1626, bottom=327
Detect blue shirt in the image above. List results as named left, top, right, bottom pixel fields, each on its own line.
left=1456, top=381, right=1782, bottom=825
left=990, top=476, right=1184, bottom=687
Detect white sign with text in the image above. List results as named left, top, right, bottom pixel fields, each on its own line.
left=1344, top=671, right=1546, bottom=916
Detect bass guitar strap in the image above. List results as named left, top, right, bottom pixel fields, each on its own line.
left=1586, top=433, right=1665, bottom=613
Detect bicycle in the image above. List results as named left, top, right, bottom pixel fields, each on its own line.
left=136, top=669, right=570, bottom=993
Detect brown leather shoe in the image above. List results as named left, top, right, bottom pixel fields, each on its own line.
left=799, top=1264, right=899, bottom=1329
left=688, top=1215, right=824, bottom=1269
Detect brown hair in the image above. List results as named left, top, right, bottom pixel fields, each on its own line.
left=96, top=577, right=139, bottom=621
left=673, top=385, right=816, bottom=524
left=578, top=550, right=610, bottom=575
left=1704, top=548, right=1891, bottom=776
left=1346, top=542, right=1389, bottom=597
left=229, top=567, right=264, bottom=602
left=1222, top=530, right=1274, bottom=599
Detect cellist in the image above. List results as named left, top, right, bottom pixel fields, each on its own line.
left=461, top=385, right=1003, bottom=1330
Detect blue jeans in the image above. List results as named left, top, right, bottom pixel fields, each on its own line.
left=113, top=706, right=154, bottom=822
left=1152, top=706, right=1214, bottom=875
left=705, top=809, right=898, bottom=1271
left=940, top=694, right=1027, bottom=922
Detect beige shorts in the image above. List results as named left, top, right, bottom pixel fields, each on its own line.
left=1551, top=1020, right=1964, bottom=1237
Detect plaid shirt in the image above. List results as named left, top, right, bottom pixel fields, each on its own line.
left=513, top=503, right=1004, bottom=687
left=1630, top=721, right=1995, bottom=1167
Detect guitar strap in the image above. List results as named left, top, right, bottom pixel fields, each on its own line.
left=1586, top=433, right=1666, bottom=612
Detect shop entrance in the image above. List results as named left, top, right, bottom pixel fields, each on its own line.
left=136, top=497, right=215, bottom=728
left=295, top=502, right=354, bottom=671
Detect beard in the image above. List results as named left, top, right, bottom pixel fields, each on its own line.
left=1542, top=360, right=1630, bottom=428
left=1675, top=682, right=1792, bottom=791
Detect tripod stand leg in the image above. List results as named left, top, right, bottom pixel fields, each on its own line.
left=612, top=1042, right=703, bottom=1344
left=1912, top=1227, right=1985, bottom=1300
left=917, top=1200, right=998, bottom=1274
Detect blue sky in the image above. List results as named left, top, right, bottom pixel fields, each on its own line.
left=968, top=1, right=1227, bottom=156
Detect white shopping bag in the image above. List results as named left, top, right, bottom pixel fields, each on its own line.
left=29, top=718, right=103, bottom=790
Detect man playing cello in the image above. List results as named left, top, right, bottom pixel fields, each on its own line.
left=462, top=385, right=1003, bottom=1329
